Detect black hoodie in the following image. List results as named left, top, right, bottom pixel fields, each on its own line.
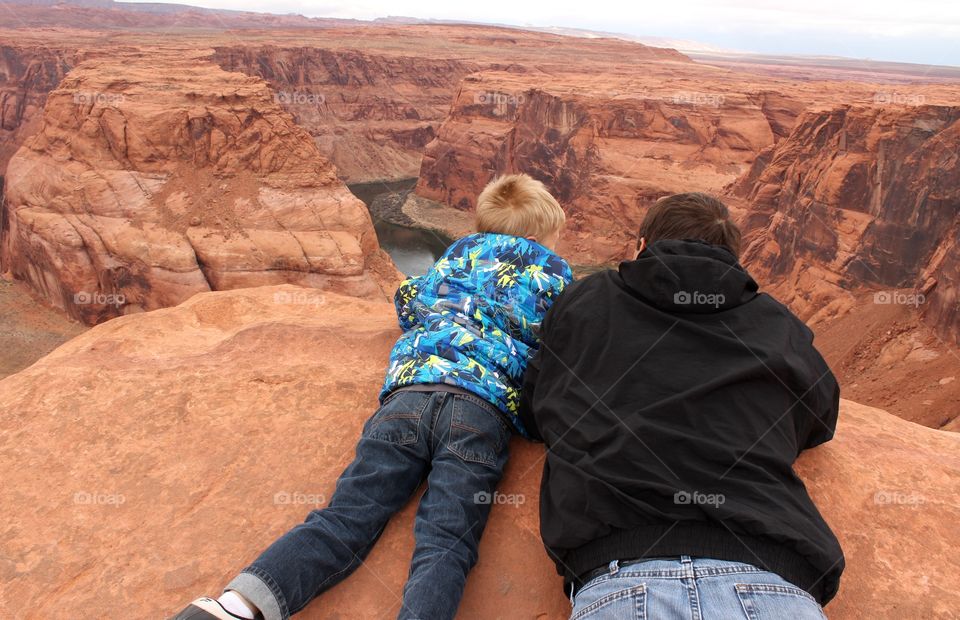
left=519, top=239, right=844, bottom=604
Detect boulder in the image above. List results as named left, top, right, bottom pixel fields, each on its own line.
left=0, top=286, right=957, bottom=619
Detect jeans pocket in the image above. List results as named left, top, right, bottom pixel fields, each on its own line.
left=365, top=393, right=428, bottom=445
left=735, top=584, right=827, bottom=620
left=446, top=396, right=510, bottom=467
left=572, top=584, right=646, bottom=620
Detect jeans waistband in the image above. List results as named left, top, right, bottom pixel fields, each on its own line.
left=572, top=556, right=680, bottom=597
left=388, top=384, right=511, bottom=429
left=391, top=384, right=477, bottom=398
left=572, top=555, right=775, bottom=598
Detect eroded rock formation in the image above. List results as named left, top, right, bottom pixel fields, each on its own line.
left=211, top=45, right=477, bottom=182
left=733, top=104, right=960, bottom=345
left=0, top=285, right=957, bottom=618
left=209, top=27, right=691, bottom=184
left=0, top=47, right=398, bottom=324
left=411, top=65, right=960, bottom=267
left=415, top=70, right=778, bottom=263
left=0, top=43, right=75, bottom=174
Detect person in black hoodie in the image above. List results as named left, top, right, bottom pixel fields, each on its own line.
left=519, top=193, right=843, bottom=619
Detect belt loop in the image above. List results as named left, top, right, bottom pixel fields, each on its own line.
left=608, top=560, right=620, bottom=576
left=681, top=555, right=694, bottom=578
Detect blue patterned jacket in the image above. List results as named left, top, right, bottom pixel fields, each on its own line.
left=380, top=232, right=573, bottom=437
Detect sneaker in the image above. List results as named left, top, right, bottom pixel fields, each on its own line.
left=169, top=597, right=257, bottom=620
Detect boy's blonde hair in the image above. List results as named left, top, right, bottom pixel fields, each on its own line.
left=475, top=173, right=566, bottom=240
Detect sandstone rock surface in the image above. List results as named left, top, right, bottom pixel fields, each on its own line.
left=0, top=285, right=957, bottom=619
left=1, top=47, right=398, bottom=325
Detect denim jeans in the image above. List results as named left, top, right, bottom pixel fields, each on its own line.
left=225, top=389, right=511, bottom=620
left=570, top=556, right=828, bottom=620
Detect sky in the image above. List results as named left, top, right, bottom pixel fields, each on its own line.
left=124, top=0, right=960, bottom=66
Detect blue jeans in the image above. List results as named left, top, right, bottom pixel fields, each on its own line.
left=226, top=389, right=511, bottom=620
left=571, top=556, right=828, bottom=620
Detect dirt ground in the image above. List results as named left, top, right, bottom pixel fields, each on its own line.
left=0, top=276, right=86, bottom=380
left=815, top=290, right=960, bottom=431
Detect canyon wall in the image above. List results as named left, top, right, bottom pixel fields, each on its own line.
left=409, top=67, right=959, bottom=347
left=208, top=29, right=691, bottom=184
left=733, top=104, right=960, bottom=345
left=0, top=285, right=957, bottom=618
left=415, top=70, right=781, bottom=264
left=0, top=46, right=398, bottom=325
left=211, top=45, right=478, bottom=182
left=0, top=44, right=75, bottom=175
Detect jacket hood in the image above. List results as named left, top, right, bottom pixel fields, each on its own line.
left=618, top=239, right=758, bottom=313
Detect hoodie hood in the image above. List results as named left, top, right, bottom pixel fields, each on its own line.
left=618, top=239, right=758, bottom=313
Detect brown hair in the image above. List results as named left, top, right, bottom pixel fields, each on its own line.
left=637, top=193, right=741, bottom=257
left=476, top=173, right=566, bottom=240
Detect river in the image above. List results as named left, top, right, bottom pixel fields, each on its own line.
left=348, top=179, right=453, bottom=276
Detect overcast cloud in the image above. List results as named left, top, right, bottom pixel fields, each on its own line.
left=125, top=0, right=960, bottom=65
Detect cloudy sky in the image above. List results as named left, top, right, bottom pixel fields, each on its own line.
left=129, top=0, right=960, bottom=66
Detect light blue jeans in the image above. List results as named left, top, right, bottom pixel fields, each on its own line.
left=570, top=556, right=828, bottom=620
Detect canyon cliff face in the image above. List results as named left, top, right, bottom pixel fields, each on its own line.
left=415, top=70, right=781, bottom=264
left=0, top=285, right=957, bottom=619
left=0, top=44, right=74, bottom=176
left=410, top=69, right=959, bottom=266
left=402, top=41, right=960, bottom=267
left=209, top=28, right=690, bottom=184
left=0, top=47, right=398, bottom=325
left=211, top=45, right=477, bottom=183
left=734, top=104, right=960, bottom=345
